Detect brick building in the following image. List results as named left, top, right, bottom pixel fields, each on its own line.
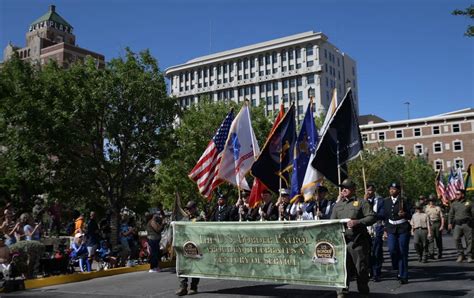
left=359, top=108, right=474, bottom=171
left=3, top=5, right=104, bottom=67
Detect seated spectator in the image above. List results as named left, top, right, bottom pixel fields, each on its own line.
left=0, top=234, right=11, bottom=267
left=97, top=240, right=116, bottom=269
left=70, top=233, right=90, bottom=272
left=0, top=210, right=17, bottom=246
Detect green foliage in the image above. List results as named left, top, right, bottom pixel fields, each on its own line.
left=347, top=147, right=436, bottom=203
left=9, top=240, right=45, bottom=278
left=0, top=49, right=178, bottom=218
left=452, top=5, right=474, bottom=37
left=151, top=99, right=272, bottom=210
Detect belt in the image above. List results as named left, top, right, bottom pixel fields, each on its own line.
left=389, top=219, right=407, bottom=225
left=430, top=220, right=440, bottom=223
left=415, top=227, right=427, bottom=230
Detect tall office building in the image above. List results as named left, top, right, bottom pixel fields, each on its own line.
left=3, top=5, right=104, bottom=67
left=165, top=31, right=358, bottom=122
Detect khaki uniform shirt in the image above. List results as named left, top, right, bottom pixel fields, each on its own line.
left=411, top=212, right=429, bottom=229
left=425, top=205, right=443, bottom=222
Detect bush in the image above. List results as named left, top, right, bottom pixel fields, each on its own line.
left=9, top=241, right=45, bottom=278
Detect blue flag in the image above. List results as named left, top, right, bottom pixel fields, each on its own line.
left=290, top=101, right=319, bottom=200
left=251, top=104, right=296, bottom=193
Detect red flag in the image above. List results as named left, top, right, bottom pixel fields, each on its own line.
left=248, top=104, right=285, bottom=208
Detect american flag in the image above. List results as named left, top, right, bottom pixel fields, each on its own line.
left=446, top=167, right=464, bottom=200
left=435, top=170, right=447, bottom=205
left=188, top=110, right=234, bottom=200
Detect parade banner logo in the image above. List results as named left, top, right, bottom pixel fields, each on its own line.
left=172, top=220, right=347, bottom=288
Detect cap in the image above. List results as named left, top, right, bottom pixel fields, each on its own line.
left=279, top=188, right=290, bottom=196
left=185, top=200, right=197, bottom=209
left=339, top=178, right=356, bottom=189
left=74, top=233, right=84, bottom=239
left=389, top=182, right=401, bottom=190
left=218, top=194, right=227, bottom=200
left=317, top=186, right=328, bottom=193
left=366, top=182, right=376, bottom=189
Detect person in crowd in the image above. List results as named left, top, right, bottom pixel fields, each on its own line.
left=146, top=210, right=163, bottom=272
left=331, top=178, right=375, bottom=298
left=235, top=191, right=254, bottom=221
left=23, top=213, right=41, bottom=241
left=32, top=198, right=45, bottom=223
left=364, top=183, right=384, bottom=282
left=0, top=210, right=17, bottom=246
left=97, top=240, right=116, bottom=269
left=85, top=211, right=100, bottom=271
left=48, top=199, right=63, bottom=237
left=276, top=189, right=292, bottom=221
left=210, top=195, right=235, bottom=222
left=175, top=201, right=203, bottom=296
left=410, top=202, right=431, bottom=263
left=13, top=213, right=27, bottom=242
left=257, top=189, right=278, bottom=221
left=0, top=234, right=11, bottom=268
left=306, top=186, right=330, bottom=220
left=425, top=196, right=444, bottom=259
left=70, top=233, right=90, bottom=272
left=119, top=215, right=135, bottom=267
left=74, top=212, right=85, bottom=235
left=382, top=182, right=411, bottom=284
left=448, top=189, right=473, bottom=263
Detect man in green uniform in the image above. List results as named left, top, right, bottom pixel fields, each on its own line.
left=448, top=189, right=474, bottom=263
left=425, top=197, right=444, bottom=259
left=331, top=178, right=375, bottom=298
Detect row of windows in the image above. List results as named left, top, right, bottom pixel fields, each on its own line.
left=434, top=158, right=464, bottom=171
left=363, top=123, right=462, bottom=141
left=394, top=140, right=464, bottom=157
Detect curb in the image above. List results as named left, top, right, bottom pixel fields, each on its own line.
left=24, top=260, right=176, bottom=290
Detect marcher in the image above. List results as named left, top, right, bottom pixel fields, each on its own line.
left=448, top=189, right=473, bottom=263
left=364, top=183, right=384, bottom=282
left=306, top=186, right=330, bottom=220
left=210, top=195, right=235, bottom=222
left=289, top=195, right=313, bottom=220
left=276, top=189, right=292, bottom=221
left=410, top=203, right=431, bottom=263
left=257, top=189, right=278, bottom=221
left=382, top=182, right=411, bottom=284
left=425, top=197, right=444, bottom=259
left=235, top=191, right=254, bottom=221
left=175, top=201, right=203, bottom=296
left=330, top=178, right=375, bottom=298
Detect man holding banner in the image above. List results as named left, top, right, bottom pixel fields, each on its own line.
left=331, top=178, right=375, bottom=298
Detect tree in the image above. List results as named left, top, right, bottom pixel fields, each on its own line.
left=0, top=49, right=178, bottom=243
left=151, top=98, right=271, bottom=210
left=452, top=5, right=474, bottom=37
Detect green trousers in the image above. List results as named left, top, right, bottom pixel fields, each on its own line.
left=453, top=223, right=473, bottom=258
left=428, top=221, right=443, bottom=256
left=413, top=228, right=429, bottom=260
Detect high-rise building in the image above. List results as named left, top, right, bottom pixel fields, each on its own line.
left=3, top=5, right=104, bottom=67
left=165, top=31, right=358, bottom=123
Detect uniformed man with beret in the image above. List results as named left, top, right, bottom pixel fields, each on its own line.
left=382, top=182, right=411, bottom=284
left=331, top=178, right=375, bottom=298
left=448, top=189, right=474, bottom=263
left=209, top=195, right=235, bottom=222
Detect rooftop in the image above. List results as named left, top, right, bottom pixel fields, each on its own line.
left=30, top=5, right=73, bottom=29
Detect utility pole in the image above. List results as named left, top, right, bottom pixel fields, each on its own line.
left=404, top=101, right=410, bottom=120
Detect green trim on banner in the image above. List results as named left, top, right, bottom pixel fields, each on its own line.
left=172, top=220, right=348, bottom=288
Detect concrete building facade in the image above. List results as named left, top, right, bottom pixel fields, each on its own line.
left=3, top=5, right=104, bottom=67
left=165, top=31, right=358, bottom=123
left=359, top=108, right=474, bottom=171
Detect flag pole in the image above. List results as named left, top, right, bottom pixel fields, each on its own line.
left=360, top=154, right=367, bottom=191
left=337, top=140, right=341, bottom=193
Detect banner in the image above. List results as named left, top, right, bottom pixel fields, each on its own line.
left=172, top=220, right=348, bottom=288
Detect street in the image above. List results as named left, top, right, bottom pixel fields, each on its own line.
left=5, top=234, right=474, bottom=297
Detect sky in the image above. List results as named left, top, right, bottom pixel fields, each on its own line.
left=1, top=0, right=473, bottom=121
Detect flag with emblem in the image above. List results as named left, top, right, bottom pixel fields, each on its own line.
left=217, top=102, right=260, bottom=190
left=188, top=109, right=234, bottom=200
left=251, top=104, right=296, bottom=193
left=290, top=100, right=321, bottom=201
left=465, top=164, right=473, bottom=191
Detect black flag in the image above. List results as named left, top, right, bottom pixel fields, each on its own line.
left=310, top=89, right=363, bottom=186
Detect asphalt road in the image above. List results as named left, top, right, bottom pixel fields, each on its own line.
left=5, top=234, right=474, bottom=297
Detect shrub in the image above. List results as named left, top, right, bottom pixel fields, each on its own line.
left=9, top=241, right=45, bottom=278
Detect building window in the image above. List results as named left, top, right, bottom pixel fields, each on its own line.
left=290, top=79, right=296, bottom=88
left=306, top=44, right=313, bottom=56
left=307, top=61, right=314, bottom=67
left=283, top=94, right=289, bottom=103
left=453, top=140, right=463, bottom=152
left=413, top=128, right=421, bottom=137
left=434, top=160, right=443, bottom=170
left=297, top=77, right=302, bottom=86
left=274, top=95, right=279, bottom=104
left=432, top=126, right=440, bottom=135
left=414, top=144, right=423, bottom=155
left=433, top=142, right=443, bottom=153
left=273, top=82, right=279, bottom=90
left=283, top=80, right=289, bottom=89
left=307, top=74, right=315, bottom=84
left=452, top=123, right=461, bottom=133
left=454, top=158, right=464, bottom=169
left=266, top=96, right=272, bottom=105
left=396, top=145, right=405, bottom=156
left=378, top=132, right=385, bottom=141
left=362, top=134, right=368, bottom=142
left=395, top=130, right=403, bottom=138
left=298, top=105, right=304, bottom=114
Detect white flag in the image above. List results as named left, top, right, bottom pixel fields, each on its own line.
left=217, top=103, right=260, bottom=190
left=301, top=89, right=337, bottom=200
